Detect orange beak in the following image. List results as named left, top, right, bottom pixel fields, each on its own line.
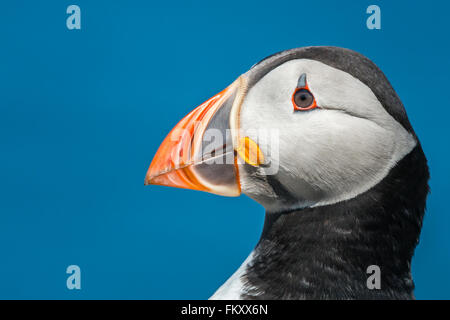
left=145, top=77, right=247, bottom=196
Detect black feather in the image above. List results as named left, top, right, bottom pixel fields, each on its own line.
left=241, top=145, right=429, bottom=299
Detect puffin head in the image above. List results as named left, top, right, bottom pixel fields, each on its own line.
left=145, top=46, right=423, bottom=214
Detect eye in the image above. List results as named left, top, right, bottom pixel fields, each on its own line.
left=292, top=73, right=318, bottom=111
left=292, top=88, right=316, bottom=111
left=293, top=89, right=314, bottom=109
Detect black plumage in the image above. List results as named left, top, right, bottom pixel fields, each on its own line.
left=242, top=145, right=429, bottom=299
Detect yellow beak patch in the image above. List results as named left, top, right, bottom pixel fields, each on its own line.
left=236, top=137, right=265, bottom=167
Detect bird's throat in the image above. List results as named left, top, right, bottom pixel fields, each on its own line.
left=240, top=145, right=429, bottom=300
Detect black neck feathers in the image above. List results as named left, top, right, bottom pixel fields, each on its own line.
left=242, top=145, right=429, bottom=299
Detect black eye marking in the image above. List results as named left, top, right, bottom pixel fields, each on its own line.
left=297, top=73, right=307, bottom=88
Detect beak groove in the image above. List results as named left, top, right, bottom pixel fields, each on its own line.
left=145, top=77, right=247, bottom=197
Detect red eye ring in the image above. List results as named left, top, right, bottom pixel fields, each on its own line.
left=292, top=73, right=319, bottom=111
left=292, top=87, right=317, bottom=111
left=292, top=87, right=318, bottom=111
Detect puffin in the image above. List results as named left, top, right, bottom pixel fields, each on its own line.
left=144, top=46, right=429, bottom=300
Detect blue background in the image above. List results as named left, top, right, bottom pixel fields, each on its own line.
left=0, top=0, right=449, bottom=299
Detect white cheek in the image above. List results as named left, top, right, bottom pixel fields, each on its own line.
left=279, top=112, right=399, bottom=196
left=238, top=59, right=416, bottom=209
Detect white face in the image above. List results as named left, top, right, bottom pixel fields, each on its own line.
left=238, top=59, right=416, bottom=212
